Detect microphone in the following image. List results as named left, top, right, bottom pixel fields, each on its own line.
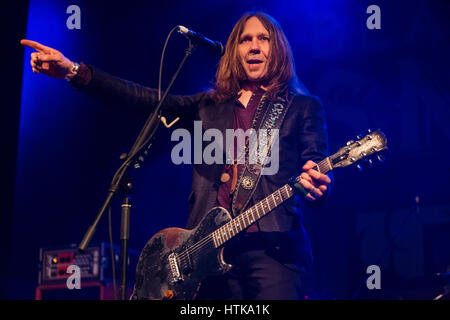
left=177, top=25, right=224, bottom=57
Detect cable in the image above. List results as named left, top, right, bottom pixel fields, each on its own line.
left=125, top=27, right=191, bottom=163
left=159, top=26, right=179, bottom=101
left=107, top=26, right=178, bottom=177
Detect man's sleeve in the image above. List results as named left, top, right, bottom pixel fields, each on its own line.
left=296, top=95, right=334, bottom=202
left=297, top=95, right=329, bottom=165
left=69, top=64, right=206, bottom=117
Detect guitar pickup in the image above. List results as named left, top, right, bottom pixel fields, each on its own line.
left=168, top=253, right=184, bottom=283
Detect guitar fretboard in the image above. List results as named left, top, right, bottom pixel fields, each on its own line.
left=211, top=157, right=333, bottom=247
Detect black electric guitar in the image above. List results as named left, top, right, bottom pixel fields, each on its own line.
left=131, top=130, right=388, bottom=300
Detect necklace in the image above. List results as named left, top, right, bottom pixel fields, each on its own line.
left=220, top=92, right=267, bottom=194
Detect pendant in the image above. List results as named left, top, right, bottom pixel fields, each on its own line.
left=220, top=173, right=230, bottom=183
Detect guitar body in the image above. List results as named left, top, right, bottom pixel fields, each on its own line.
left=131, top=207, right=233, bottom=300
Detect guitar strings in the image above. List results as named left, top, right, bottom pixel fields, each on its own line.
left=176, top=186, right=293, bottom=265
left=177, top=185, right=293, bottom=263
left=176, top=199, right=270, bottom=264
left=175, top=162, right=335, bottom=265
left=178, top=188, right=285, bottom=260
left=177, top=160, right=330, bottom=261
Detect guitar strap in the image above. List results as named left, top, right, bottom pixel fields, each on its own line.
left=231, top=92, right=294, bottom=217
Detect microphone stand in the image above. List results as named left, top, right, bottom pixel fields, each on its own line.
left=77, top=40, right=196, bottom=300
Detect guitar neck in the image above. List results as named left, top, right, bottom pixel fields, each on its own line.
left=212, top=158, right=332, bottom=247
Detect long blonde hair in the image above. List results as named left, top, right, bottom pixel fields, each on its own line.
left=212, top=12, right=304, bottom=103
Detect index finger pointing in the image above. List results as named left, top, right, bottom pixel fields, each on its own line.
left=20, top=39, right=51, bottom=53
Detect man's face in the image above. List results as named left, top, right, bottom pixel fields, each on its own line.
left=238, top=16, right=270, bottom=82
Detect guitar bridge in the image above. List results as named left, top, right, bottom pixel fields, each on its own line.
left=168, top=253, right=183, bottom=283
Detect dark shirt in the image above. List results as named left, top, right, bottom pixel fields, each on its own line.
left=216, top=87, right=265, bottom=232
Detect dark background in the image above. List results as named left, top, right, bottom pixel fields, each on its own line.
left=3, top=0, right=450, bottom=299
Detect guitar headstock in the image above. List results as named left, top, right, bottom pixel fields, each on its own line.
left=330, top=129, right=387, bottom=169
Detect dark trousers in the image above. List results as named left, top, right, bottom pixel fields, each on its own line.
left=195, top=233, right=304, bottom=300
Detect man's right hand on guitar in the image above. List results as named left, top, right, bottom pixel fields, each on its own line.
left=20, top=39, right=77, bottom=80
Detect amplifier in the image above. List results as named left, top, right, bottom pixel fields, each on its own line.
left=36, top=281, right=118, bottom=300
left=38, top=242, right=140, bottom=286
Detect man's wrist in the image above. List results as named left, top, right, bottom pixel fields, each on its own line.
left=67, top=62, right=92, bottom=86
left=65, top=62, right=80, bottom=81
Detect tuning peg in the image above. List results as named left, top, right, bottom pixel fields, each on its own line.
left=356, top=164, right=363, bottom=172
left=377, top=154, right=385, bottom=162
left=367, top=128, right=372, bottom=133
left=346, top=140, right=354, bottom=146
left=367, top=159, right=373, bottom=167
left=356, top=135, right=362, bottom=140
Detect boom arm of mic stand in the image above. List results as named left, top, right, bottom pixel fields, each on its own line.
left=78, top=41, right=196, bottom=253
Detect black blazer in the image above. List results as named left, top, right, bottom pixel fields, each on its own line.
left=73, top=66, right=330, bottom=269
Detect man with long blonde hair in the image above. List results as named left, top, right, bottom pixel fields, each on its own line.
left=22, top=11, right=331, bottom=299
